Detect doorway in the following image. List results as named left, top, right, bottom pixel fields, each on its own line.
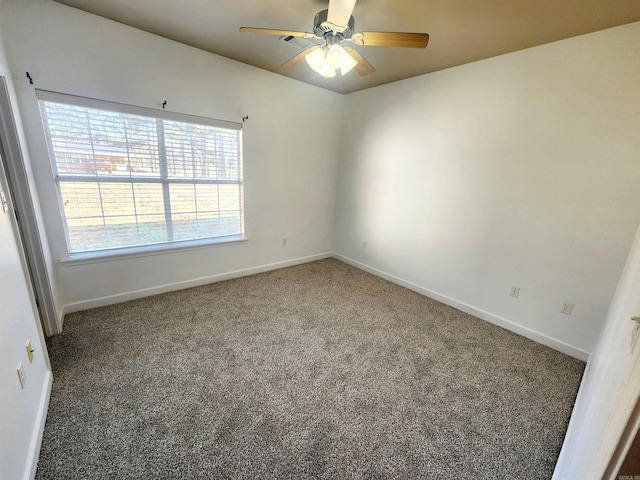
left=0, top=75, right=59, bottom=335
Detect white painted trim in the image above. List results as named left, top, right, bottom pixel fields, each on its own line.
left=60, top=252, right=333, bottom=317
left=24, top=370, right=52, bottom=480
left=592, top=349, right=640, bottom=479
left=60, top=236, right=248, bottom=266
left=56, top=309, right=64, bottom=333
left=333, top=253, right=590, bottom=361
left=59, top=251, right=588, bottom=360
left=36, top=89, right=242, bottom=131
left=0, top=76, right=59, bottom=336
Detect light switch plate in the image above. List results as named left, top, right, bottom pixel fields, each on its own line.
left=17, top=363, right=26, bottom=389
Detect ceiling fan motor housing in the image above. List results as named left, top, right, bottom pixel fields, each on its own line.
left=313, top=9, right=355, bottom=39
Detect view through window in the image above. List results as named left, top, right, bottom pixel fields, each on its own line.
left=38, top=91, right=244, bottom=256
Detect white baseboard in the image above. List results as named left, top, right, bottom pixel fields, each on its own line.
left=333, top=253, right=589, bottom=362
left=24, top=370, right=52, bottom=480
left=56, top=310, right=64, bottom=333
left=59, top=250, right=588, bottom=361
left=60, top=252, right=333, bottom=319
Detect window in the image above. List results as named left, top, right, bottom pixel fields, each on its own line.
left=37, top=90, right=244, bottom=258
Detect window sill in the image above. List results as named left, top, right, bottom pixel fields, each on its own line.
left=60, top=235, right=248, bottom=266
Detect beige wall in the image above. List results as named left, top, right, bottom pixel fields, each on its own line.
left=0, top=0, right=344, bottom=314
left=334, top=22, right=640, bottom=357
left=0, top=11, right=52, bottom=478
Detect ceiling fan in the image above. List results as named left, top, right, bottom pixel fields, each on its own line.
left=240, top=0, right=429, bottom=78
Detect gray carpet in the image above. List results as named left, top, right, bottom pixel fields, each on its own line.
left=37, top=259, right=584, bottom=479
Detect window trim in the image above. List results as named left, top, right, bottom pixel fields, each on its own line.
left=37, top=89, right=246, bottom=261
left=36, top=90, right=241, bottom=131
left=60, top=235, right=248, bottom=266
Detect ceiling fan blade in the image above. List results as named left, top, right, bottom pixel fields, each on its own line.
left=327, top=0, right=357, bottom=30
left=356, top=31, right=429, bottom=48
left=281, top=46, right=320, bottom=68
left=240, top=27, right=314, bottom=38
left=344, top=47, right=375, bottom=76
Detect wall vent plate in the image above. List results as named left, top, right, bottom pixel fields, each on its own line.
left=561, top=303, right=574, bottom=315
left=279, top=35, right=315, bottom=50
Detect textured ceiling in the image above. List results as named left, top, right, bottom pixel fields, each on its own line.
left=52, top=0, right=640, bottom=94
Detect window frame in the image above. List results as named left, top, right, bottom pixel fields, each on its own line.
left=37, top=90, right=246, bottom=264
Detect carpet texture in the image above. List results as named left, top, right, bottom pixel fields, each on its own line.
left=38, top=259, right=584, bottom=479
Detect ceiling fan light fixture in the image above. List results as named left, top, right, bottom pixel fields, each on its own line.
left=305, top=44, right=356, bottom=78
left=242, top=1, right=430, bottom=82
left=305, top=46, right=337, bottom=78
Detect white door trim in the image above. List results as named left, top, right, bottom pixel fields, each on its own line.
left=598, top=350, right=640, bottom=478
left=0, top=75, right=59, bottom=335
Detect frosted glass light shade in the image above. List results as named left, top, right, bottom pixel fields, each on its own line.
left=318, top=62, right=336, bottom=78
left=305, top=48, right=326, bottom=72
left=340, top=54, right=358, bottom=75
left=326, top=44, right=347, bottom=69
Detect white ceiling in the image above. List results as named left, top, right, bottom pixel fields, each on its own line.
left=52, top=0, right=640, bottom=94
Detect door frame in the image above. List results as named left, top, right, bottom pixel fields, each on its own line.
left=603, top=393, right=640, bottom=478
left=0, top=75, right=59, bottom=336
left=599, top=351, right=640, bottom=478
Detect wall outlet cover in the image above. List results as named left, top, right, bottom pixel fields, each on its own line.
left=510, top=286, right=520, bottom=298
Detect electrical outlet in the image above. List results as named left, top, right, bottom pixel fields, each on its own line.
left=17, top=362, right=26, bottom=389
left=561, top=303, right=574, bottom=315
left=26, top=341, right=34, bottom=363
left=362, top=241, right=367, bottom=249
left=281, top=238, right=287, bottom=246
left=510, top=286, right=520, bottom=298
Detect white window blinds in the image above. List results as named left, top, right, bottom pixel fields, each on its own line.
left=37, top=90, right=244, bottom=255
